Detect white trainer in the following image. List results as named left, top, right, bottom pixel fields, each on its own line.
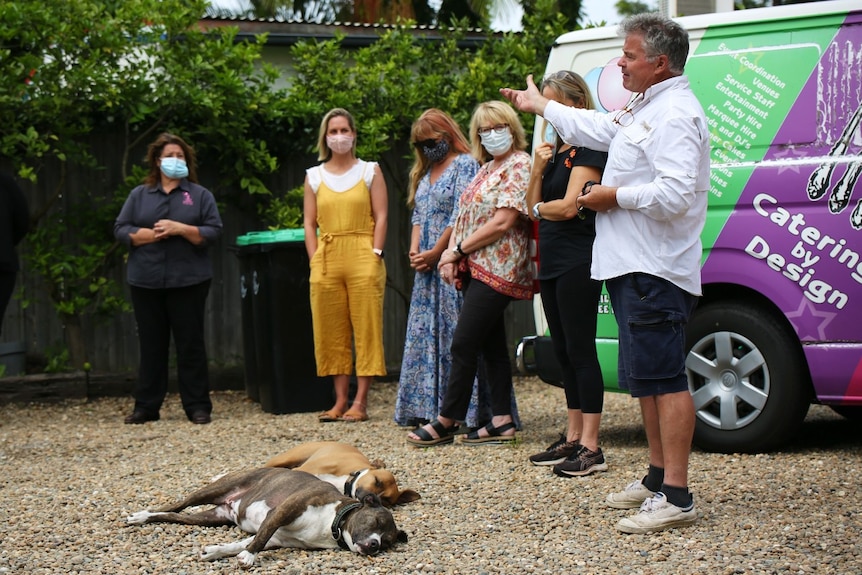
left=605, top=479, right=656, bottom=509
left=616, top=492, right=698, bottom=534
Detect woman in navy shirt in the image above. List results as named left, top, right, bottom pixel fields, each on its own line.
left=115, top=133, right=222, bottom=424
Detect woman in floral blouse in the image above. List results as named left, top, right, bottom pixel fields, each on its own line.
left=407, top=100, right=532, bottom=446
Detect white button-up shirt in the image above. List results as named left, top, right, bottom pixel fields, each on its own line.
left=544, top=75, right=710, bottom=295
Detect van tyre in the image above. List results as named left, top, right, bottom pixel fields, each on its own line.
left=685, top=301, right=811, bottom=453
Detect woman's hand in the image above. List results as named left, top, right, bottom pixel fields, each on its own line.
left=153, top=219, right=181, bottom=240
left=531, top=142, right=554, bottom=175
left=438, top=247, right=461, bottom=268
left=409, top=249, right=439, bottom=273
left=153, top=218, right=204, bottom=245
left=438, top=261, right=456, bottom=285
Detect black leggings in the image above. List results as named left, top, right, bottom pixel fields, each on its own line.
left=540, top=263, right=604, bottom=413
left=440, top=276, right=514, bottom=420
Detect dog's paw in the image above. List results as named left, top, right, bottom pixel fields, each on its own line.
left=200, top=544, right=225, bottom=562
left=237, top=550, right=256, bottom=569
left=126, top=511, right=154, bottom=525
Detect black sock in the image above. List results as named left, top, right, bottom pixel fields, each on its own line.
left=641, top=465, right=664, bottom=492
left=661, top=483, right=693, bottom=508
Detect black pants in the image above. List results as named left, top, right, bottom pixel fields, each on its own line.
left=540, top=263, right=604, bottom=413
left=130, top=280, right=212, bottom=416
left=0, top=270, right=16, bottom=337
left=440, top=276, right=513, bottom=421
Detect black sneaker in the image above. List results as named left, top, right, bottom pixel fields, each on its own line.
left=528, top=435, right=581, bottom=466
left=553, top=446, right=609, bottom=477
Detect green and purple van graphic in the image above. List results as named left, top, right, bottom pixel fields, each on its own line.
left=690, top=11, right=862, bottom=403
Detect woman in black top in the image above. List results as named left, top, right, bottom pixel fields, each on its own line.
left=526, top=71, right=609, bottom=477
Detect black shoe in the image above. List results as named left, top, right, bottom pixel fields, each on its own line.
left=124, top=410, right=159, bottom=424
left=189, top=410, right=211, bottom=425
left=529, top=435, right=581, bottom=466
left=553, top=446, right=609, bottom=477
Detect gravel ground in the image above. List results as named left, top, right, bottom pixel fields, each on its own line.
left=1, top=375, right=860, bottom=575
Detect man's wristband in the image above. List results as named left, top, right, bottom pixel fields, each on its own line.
left=373, top=248, right=384, bottom=258
left=578, top=181, right=599, bottom=220
left=453, top=241, right=467, bottom=258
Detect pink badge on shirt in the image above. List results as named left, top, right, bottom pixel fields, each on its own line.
left=182, top=191, right=193, bottom=206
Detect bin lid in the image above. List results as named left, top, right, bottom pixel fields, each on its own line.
left=236, top=229, right=305, bottom=246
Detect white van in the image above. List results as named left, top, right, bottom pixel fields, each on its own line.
left=517, top=0, right=862, bottom=453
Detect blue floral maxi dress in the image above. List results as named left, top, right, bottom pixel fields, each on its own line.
left=394, top=154, right=522, bottom=428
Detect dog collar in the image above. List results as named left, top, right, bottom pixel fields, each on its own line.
left=331, top=501, right=363, bottom=550
left=344, top=469, right=370, bottom=498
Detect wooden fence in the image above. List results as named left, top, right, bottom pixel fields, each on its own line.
left=1, top=134, right=535, bottom=382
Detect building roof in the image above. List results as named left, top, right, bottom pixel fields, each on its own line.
left=198, top=15, right=503, bottom=48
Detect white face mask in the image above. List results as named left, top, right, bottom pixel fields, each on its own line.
left=326, top=134, right=354, bottom=155
left=480, top=128, right=513, bottom=157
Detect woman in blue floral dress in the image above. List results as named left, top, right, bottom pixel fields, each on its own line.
left=395, top=109, right=501, bottom=428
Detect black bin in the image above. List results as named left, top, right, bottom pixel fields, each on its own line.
left=234, top=229, right=332, bottom=414
left=235, top=238, right=261, bottom=402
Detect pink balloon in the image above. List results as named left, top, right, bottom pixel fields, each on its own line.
left=597, top=58, right=633, bottom=112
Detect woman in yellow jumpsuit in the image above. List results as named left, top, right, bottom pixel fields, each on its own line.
left=303, top=108, right=388, bottom=422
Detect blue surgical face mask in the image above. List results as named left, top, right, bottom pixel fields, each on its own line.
left=160, top=157, right=189, bottom=179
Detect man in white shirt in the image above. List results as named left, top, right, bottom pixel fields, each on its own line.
left=502, top=13, right=710, bottom=534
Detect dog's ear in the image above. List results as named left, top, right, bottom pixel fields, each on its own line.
left=397, top=530, right=409, bottom=543
left=395, top=489, right=421, bottom=505
left=369, top=458, right=386, bottom=468
left=360, top=493, right=383, bottom=508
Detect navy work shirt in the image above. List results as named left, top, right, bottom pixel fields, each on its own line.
left=114, top=180, right=223, bottom=289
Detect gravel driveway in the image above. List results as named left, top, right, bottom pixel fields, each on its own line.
left=1, top=376, right=859, bottom=574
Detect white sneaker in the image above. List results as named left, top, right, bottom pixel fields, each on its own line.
left=605, top=479, right=655, bottom=509
left=616, top=492, right=698, bottom=534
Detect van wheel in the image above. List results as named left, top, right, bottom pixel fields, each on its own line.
left=685, top=301, right=810, bottom=453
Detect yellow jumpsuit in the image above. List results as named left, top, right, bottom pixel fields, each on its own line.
left=309, top=164, right=386, bottom=377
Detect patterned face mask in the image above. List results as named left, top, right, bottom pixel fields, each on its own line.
left=420, top=139, right=450, bottom=163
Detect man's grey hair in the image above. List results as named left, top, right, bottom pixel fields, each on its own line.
left=619, top=13, right=689, bottom=75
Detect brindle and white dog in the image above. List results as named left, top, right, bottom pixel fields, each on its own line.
left=126, top=467, right=407, bottom=568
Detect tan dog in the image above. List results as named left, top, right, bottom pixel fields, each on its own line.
left=265, top=441, right=420, bottom=507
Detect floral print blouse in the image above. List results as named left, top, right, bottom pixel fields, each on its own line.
left=452, top=150, right=533, bottom=300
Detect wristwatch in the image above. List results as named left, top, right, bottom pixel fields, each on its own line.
left=452, top=242, right=466, bottom=258
left=373, top=248, right=384, bottom=258
left=532, top=202, right=544, bottom=220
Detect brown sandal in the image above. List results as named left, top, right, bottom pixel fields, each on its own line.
left=340, top=409, right=368, bottom=422
left=318, top=409, right=343, bottom=423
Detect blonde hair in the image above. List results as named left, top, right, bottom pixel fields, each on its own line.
left=407, top=108, right=472, bottom=208
left=317, top=108, right=357, bottom=161
left=540, top=71, right=595, bottom=147
left=540, top=70, right=595, bottom=110
left=468, top=101, right=527, bottom=162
